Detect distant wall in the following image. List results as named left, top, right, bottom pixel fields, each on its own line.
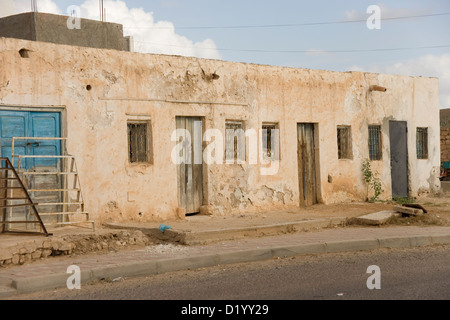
left=441, top=109, right=450, bottom=163
left=0, top=12, right=125, bottom=51
left=0, top=12, right=35, bottom=41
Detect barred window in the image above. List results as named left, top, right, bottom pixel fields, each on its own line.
left=416, top=127, right=428, bottom=159
left=128, top=122, right=151, bottom=163
left=262, top=123, right=280, bottom=161
left=337, top=126, right=352, bottom=159
left=368, top=125, right=382, bottom=161
left=225, top=121, right=245, bottom=164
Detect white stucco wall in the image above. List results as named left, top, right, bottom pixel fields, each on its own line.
left=0, top=37, right=441, bottom=223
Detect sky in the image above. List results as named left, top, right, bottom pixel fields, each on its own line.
left=3, top=0, right=450, bottom=108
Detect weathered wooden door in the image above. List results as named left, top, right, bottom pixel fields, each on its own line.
left=0, top=110, right=62, bottom=228
left=389, top=121, right=409, bottom=198
left=176, top=117, right=203, bottom=214
left=297, top=123, right=318, bottom=206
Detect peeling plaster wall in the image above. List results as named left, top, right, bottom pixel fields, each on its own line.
left=0, top=37, right=441, bottom=223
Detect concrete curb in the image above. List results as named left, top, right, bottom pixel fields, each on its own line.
left=2, top=232, right=449, bottom=297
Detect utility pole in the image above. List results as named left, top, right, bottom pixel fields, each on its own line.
left=31, top=0, right=38, bottom=12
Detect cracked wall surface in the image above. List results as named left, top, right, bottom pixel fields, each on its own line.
left=0, top=37, right=441, bottom=222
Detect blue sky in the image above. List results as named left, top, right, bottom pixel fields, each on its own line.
left=7, top=0, right=450, bottom=108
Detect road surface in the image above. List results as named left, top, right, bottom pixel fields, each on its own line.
left=9, top=244, right=450, bottom=301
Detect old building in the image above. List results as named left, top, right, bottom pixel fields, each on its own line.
left=0, top=14, right=441, bottom=229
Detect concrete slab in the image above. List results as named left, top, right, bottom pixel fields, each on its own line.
left=105, top=218, right=346, bottom=245
left=349, top=211, right=400, bottom=226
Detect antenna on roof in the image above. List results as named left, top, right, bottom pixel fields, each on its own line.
left=99, top=0, right=104, bottom=21
left=31, top=0, right=38, bottom=12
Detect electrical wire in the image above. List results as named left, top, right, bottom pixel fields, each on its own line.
left=124, top=12, right=450, bottom=30
left=132, top=41, right=450, bottom=54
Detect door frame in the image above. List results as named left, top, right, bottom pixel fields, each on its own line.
left=0, top=105, right=66, bottom=142
left=175, top=116, right=204, bottom=215
left=0, top=106, right=66, bottom=228
left=389, top=120, right=409, bottom=198
left=0, top=106, right=66, bottom=167
left=297, top=122, right=321, bottom=207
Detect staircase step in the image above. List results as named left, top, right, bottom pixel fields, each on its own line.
left=45, top=220, right=95, bottom=228
left=28, top=189, right=81, bottom=192
left=35, top=202, right=83, bottom=206
left=22, top=172, right=77, bottom=176
left=39, top=211, right=89, bottom=216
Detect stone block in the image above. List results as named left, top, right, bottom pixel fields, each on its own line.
left=31, top=250, right=42, bottom=260
left=0, top=249, right=13, bottom=261
left=394, top=206, right=424, bottom=216
left=350, top=211, right=399, bottom=226
left=11, top=254, right=20, bottom=265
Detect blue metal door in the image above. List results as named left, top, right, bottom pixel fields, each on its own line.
left=0, top=111, right=61, bottom=169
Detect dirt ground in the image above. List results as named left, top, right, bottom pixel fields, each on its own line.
left=141, top=195, right=450, bottom=233
left=1, top=195, right=448, bottom=269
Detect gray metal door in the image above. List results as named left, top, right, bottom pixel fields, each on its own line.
left=176, top=117, right=203, bottom=214
left=389, top=121, right=409, bottom=198
left=297, top=123, right=318, bottom=206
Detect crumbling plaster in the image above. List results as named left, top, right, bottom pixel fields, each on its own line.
left=0, top=37, right=441, bottom=223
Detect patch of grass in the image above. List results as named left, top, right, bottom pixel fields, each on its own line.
left=391, top=197, right=416, bottom=205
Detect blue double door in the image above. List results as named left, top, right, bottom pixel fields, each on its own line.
left=0, top=110, right=61, bottom=169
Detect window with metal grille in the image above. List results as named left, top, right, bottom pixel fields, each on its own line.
left=368, top=125, right=382, bottom=160
left=416, top=127, right=428, bottom=159
left=225, top=121, right=245, bottom=164
left=262, top=123, right=280, bottom=161
left=337, top=126, right=352, bottom=159
left=128, top=122, right=151, bottom=163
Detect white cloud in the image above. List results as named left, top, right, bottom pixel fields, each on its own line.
left=14, top=0, right=61, bottom=14
left=13, top=0, right=222, bottom=60
left=80, top=0, right=221, bottom=59
left=349, top=54, right=450, bottom=109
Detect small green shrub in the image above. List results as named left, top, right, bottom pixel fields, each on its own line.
left=362, top=159, right=383, bottom=202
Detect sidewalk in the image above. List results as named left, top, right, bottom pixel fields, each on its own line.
left=1, top=224, right=450, bottom=298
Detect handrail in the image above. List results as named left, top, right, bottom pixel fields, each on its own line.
left=11, top=137, right=67, bottom=163
left=0, top=157, right=51, bottom=236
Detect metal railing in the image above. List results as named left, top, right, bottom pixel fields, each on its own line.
left=9, top=137, right=94, bottom=230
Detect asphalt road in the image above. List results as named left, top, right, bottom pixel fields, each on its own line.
left=10, top=245, right=450, bottom=301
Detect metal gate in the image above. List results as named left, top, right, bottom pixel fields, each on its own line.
left=389, top=121, right=409, bottom=198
